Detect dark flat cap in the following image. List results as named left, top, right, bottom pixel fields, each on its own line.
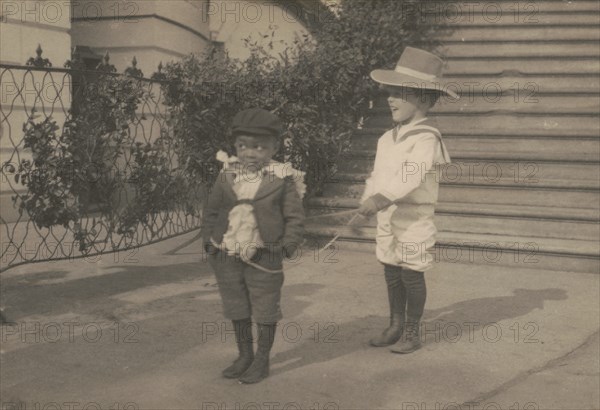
left=231, top=108, right=284, bottom=138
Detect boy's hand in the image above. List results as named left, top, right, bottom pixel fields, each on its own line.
left=358, top=194, right=393, bottom=216
left=282, top=244, right=298, bottom=259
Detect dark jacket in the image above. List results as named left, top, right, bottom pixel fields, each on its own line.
left=201, top=170, right=305, bottom=269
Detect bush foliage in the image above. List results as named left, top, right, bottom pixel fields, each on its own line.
left=12, top=0, right=439, bottom=249
left=162, top=0, right=440, bottom=196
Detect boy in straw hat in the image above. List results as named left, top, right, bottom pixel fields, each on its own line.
left=202, top=108, right=305, bottom=383
left=357, top=47, right=458, bottom=353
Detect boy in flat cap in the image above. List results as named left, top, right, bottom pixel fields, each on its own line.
left=202, top=108, right=305, bottom=383
left=358, top=47, right=458, bottom=353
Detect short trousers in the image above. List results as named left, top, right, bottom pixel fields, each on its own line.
left=208, top=251, right=284, bottom=323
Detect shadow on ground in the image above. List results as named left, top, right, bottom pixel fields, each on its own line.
left=0, top=262, right=213, bottom=320
left=272, top=287, right=569, bottom=375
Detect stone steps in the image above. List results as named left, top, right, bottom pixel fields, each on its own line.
left=440, top=75, right=600, bottom=94
left=369, top=95, right=600, bottom=115
left=437, top=41, right=600, bottom=58
left=310, top=5, right=600, bottom=272
left=335, top=159, right=600, bottom=187
left=444, top=57, right=600, bottom=75
left=421, top=1, right=599, bottom=14
left=307, top=223, right=600, bottom=257
left=445, top=25, right=600, bottom=42
left=361, top=114, right=600, bottom=136
left=307, top=200, right=599, bottom=241
left=308, top=197, right=600, bottom=221
left=435, top=13, right=600, bottom=26
left=304, top=224, right=600, bottom=273
left=321, top=180, right=599, bottom=209
left=350, top=134, right=600, bottom=162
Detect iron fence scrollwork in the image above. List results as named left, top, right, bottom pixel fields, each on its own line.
left=0, top=48, right=204, bottom=272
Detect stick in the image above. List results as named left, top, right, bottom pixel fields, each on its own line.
left=164, top=229, right=202, bottom=255
left=165, top=209, right=361, bottom=256
left=318, top=212, right=360, bottom=254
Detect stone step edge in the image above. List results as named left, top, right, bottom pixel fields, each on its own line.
left=325, top=173, right=600, bottom=191
left=444, top=73, right=600, bottom=78
left=343, top=149, right=600, bottom=164
left=373, top=92, right=600, bottom=98
left=353, top=127, right=600, bottom=138
left=433, top=73, right=600, bottom=77
left=344, top=151, right=600, bottom=163
left=366, top=110, right=600, bottom=119
left=422, top=112, right=599, bottom=118
left=437, top=20, right=600, bottom=28
left=436, top=23, right=600, bottom=28
left=369, top=89, right=600, bottom=97
left=437, top=40, right=600, bottom=45
left=445, top=55, right=600, bottom=60
left=304, top=225, right=600, bottom=258
left=366, top=107, right=600, bottom=116
left=445, top=69, right=600, bottom=75
left=457, top=0, right=596, bottom=3
left=306, top=198, right=600, bottom=222
left=353, top=133, right=600, bottom=141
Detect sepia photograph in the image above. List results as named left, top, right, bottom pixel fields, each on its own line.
left=0, top=0, right=599, bottom=409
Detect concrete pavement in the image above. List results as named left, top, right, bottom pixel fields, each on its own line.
left=1, top=231, right=598, bottom=410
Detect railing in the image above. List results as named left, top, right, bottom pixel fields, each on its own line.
left=0, top=50, right=203, bottom=272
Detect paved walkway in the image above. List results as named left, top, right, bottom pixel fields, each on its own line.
left=1, top=231, right=598, bottom=410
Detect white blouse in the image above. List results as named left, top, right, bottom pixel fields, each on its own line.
left=214, top=151, right=306, bottom=261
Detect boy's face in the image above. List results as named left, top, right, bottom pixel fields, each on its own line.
left=385, top=86, right=428, bottom=124
left=234, top=134, right=278, bottom=169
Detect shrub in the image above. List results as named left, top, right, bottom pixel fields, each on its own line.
left=11, top=0, right=439, bottom=251
left=15, top=73, right=144, bottom=231
left=12, top=72, right=193, bottom=250
left=162, top=0, right=440, bottom=197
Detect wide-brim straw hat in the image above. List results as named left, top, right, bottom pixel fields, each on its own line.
left=370, top=47, right=459, bottom=99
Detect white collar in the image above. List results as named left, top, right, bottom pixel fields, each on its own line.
left=392, top=117, right=429, bottom=142
left=216, top=150, right=305, bottom=180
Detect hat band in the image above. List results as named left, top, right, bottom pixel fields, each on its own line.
left=394, top=66, right=437, bottom=81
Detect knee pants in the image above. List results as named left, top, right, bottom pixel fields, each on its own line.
left=209, top=251, right=284, bottom=323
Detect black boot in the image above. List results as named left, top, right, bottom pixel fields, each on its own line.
left=390, top=321, right=422, bottom=354
left=370, top=316, right=404, bottom=347
left=222, top=318, right=254, bottom=379
left=238, top=322, right=276, bottom=384
left=390, top=268, right=425, bottom=354
left=370, top=265, right=406, bottom=347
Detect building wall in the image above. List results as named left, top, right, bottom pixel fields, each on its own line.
left=0, top=0, right=71, bottom=65
left=1, top=1, right=72, bottom=223
left=70, top=0, right=211, bottom=74
left=209, top=0, right=310, bottom=60
left=0, top=0, right=313, bottom=224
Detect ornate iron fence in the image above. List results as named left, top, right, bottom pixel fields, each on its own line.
left=0, top=49, right=203, bottom=272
